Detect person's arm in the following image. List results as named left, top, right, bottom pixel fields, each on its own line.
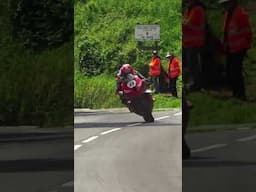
left=135, top=70, right=146, bottom=80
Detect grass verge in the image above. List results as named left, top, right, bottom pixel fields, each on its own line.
left=0, top=42, right=73, bottom=127
left=188, top=92, right=256, bottom=127
left=74, top=72, right=181, bottom=109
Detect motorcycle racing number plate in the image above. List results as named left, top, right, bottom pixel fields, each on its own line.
left=127, top=80, right=136, bottom=88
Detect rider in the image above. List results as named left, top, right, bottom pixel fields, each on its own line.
left=116, top=64, right=145, bottom=94
left=116, top=64, right=146, bottom=108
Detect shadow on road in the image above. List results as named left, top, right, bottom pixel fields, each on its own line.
left=183, top=159, right=256, bottom=168
left=75, top=122, right=135, bottom=128
left=185, top=156, right=215, bottom=160
left=75, top=122, right=181, bottom=128
left=74, top=111, right=125, bottom=117
left=0, top=135, right=73, bottom=143
left=0, top=159, right=73, bottom=172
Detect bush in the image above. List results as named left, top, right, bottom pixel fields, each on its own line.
left=11, top=0, right=73, bottom=50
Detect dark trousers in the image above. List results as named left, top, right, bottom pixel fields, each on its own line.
left=151, top=76, right=160, bottom=93
left=226, top=49, right=247, bottom=99
left=183, top=47, right=204, bottom=90
left=169, top=77, right=178, bottom=97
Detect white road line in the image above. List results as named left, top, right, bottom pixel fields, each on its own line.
left=62, top=181, right=74, bottom=187
left=236, top=135, right=256, bottom=142
left=82, top=136, right=99, bottom=143
left=100, top=128, right=122, bottom=135
left=191, top=144, right=227, bottom=153
left=75, top=114, right=174, bottom=152
left=155, top=116, right=170, bottom=121
left=128, top=123, right=142, bottom=127
left=174, top=112, right=182, bottom=116
left=74, top=145, right=82, bottom=151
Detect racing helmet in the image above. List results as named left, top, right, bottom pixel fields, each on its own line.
left=120, top=64, right=133, bottom=74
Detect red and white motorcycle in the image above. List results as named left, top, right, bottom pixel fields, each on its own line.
left=117, top=73, right=154, bottom=122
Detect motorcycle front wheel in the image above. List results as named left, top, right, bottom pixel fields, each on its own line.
left=143, top=113, right=154, bottom=122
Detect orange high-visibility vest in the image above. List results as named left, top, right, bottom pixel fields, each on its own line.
left=168, top=57, right=181, bottom=79
left=223, top=6, right=252, bottom=53
left=182, top=5, right=206, bottom=47
left=149, top=56, right=161, bottom=76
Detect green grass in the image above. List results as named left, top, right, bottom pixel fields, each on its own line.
left=74, top=73, right=181, bottom=109
left=153, top=94, right=181, bottom=109
left=188, top=92, right=256, bottom=127
left=0, top=42, right=73, bottom=126
left=74, top=73, right=121, bottom=109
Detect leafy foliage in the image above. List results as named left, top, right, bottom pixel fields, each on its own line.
left=74, top=0, right=182, bottom=108
left=75, top=0, right=181, bottom=76
left=79, top=39, right=105, bottom=76
left=11, top=0, right=73, bottom=50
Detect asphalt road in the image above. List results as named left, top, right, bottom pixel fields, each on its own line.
left=75, top=109, right=182, bottom=192
left=0, top=136, right=73, bottom=192
left=183, top=129, right=256, bottom=192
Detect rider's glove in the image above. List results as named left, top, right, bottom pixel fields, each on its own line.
left=118, top=91, right=124, bottom=96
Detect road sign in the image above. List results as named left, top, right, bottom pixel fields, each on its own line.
left=135, top=24, right=160, bottom=41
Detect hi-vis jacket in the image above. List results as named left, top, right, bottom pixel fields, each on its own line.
left=149, top=56, right=161, bottom=76
left=223, top=5, right=253, bottom=53
left=168, top=57, right=181, bottom=79
left=182, top=5, right=206, bottom=47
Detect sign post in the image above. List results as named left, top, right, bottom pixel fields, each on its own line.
left=135, top=24, right=160, bottom=51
